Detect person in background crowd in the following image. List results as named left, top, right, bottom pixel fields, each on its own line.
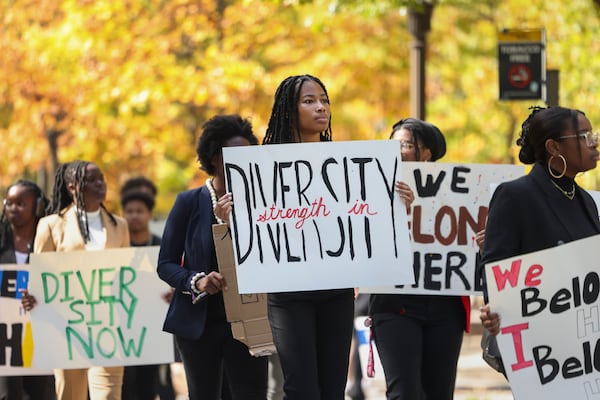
left=119, top=176, right=158, bottom=199
left=121, top=191, right=161, bottom=247
left=480, top=106, right=600, bottom=368
left=369, top=118, right=470, bottom=400
left=0, top=180, right=55, bottom=400
left=157, top=114, right=268, bottom=400
left=21, top=161, right=130, bottom=400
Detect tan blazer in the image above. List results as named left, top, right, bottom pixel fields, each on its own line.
left=34, top=204, right=130, bottom=253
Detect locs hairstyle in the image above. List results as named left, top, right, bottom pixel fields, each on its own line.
left=262, top=74, right=332, bottom=145
left=48, top=161, right=116, bottom=242
left=0, top=180, right=47, bottom=253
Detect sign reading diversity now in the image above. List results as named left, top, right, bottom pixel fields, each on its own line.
left=25, top=247, right=173, bottom=369
left=223, top=140, right=413, bottom=293
left=364, top=162, right=524, bottom=296
left=485, top=235, right=600, bottom=399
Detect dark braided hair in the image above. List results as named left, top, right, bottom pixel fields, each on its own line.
left=263, top=75, right=332, bottom=144
left=0, top=180, right=48, bottom=254
left=48, top=161, right=116, bottom=243
left=517, top=106, right=584, bottom=164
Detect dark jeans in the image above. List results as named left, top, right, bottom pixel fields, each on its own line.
left=372, top=296, right=465, bottom=400
left=0, top=375, right=55, bottom=400
left=268, top=289, right=354, bottom=400
left=175, top=319, right=268, bottom=400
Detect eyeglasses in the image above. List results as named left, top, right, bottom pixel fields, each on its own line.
left=559, top=131, right=599, bottom=147
left=399, top=141, right=417, bottom=150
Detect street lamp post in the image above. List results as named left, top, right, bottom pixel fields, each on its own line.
left=408, top=1, right=434, bottom=120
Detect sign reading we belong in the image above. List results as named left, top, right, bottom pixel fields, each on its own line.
left=364, top=162, right=525, bottom=296
left=0, top=265, right=52, bottom=376
left=27, top=247, right=174, bottom=369
left=223, top=140, right=413, bottom=293
left=485, top=235, right=600, bottom=399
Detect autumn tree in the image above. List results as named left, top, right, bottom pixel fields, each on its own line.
left=1, top=0, right=600, bottom=215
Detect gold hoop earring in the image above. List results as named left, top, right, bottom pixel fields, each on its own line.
left=548, top=154, right=567, bottom=179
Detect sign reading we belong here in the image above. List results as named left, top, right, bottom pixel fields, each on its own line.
left=485, top=235, right=600, bottom=399
left=223, top=140, right=414, bottom=293
left=27, top=247, right=173, bottom=369
left=363, top=162, right=525, bottom=296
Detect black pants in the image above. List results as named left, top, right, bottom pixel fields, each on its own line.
left=175, top=319, right=268, bottom=400
left=0, top=375, right=55, bottom=400
left=268, top=289, right=354, bottom=400
left=121, top=364, right=162, bottom=400
left=372, top=296, right=465, bottom=400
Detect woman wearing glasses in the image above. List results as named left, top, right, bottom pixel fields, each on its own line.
left=369, top=118, right=470, bottom=400
left=480, top=106, right=600, bottom=359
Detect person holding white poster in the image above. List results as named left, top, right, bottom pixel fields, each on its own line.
left=480, top=106, right=600, bottom=373
left=0, top=180, right=54, bottom=400
left=157, top=114, right=268, bottom=400
left=261, top=74, right=356, bottom=400
left=21, top=161, right=130, bottom=400
left=368, top=118, right=470, bottom=400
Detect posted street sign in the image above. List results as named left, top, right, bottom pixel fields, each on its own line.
left=498, top=29, right=546, bottom=100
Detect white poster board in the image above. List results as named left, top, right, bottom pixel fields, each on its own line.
left=0, top=265, right=52, bottom=376
left=485, top=235, right=600, bottom=399
left=27, top=247, right=174, bottom=369
left=223, top=140, right=413, bottom=293
left=363, top=162, right=525, bottom=296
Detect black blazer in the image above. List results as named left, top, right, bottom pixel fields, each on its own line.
left=481, top=163, right=600, bottom=296
left=157, top=186, right=223, bottom=340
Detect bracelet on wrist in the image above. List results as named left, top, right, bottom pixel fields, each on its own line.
left=190, top=272, right=206, bottom=295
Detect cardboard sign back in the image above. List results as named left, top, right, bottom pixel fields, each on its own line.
left=212, top=224, right=275, bottom=356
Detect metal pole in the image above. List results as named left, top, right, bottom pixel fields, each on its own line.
left=408, top=2, right=434, bottom=120
left=545, top=69, right=559, bottom=106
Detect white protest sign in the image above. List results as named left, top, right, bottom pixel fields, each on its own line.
left=485, top=235, right=600, bottom=399
left=363, top=162, right=525, bottom=296
left=587, top=190, right=600, bottom=217
left=223, top=140, right=413, bottom=293
left=27, top=247, right=174, bottom=369
left=0, top=265, right=52, bottom=376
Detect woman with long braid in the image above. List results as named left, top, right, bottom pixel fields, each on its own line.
left=262, top=74, right=354, bottom=400
left=21, top=161, right=130, bottom=400
left=0, top=180, right=54, bottom=400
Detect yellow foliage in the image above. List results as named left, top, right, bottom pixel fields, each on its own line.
left=2, top=0, right=600, bottom=214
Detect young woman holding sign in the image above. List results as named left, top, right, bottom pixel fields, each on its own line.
left=479, top=107, right=600, bottom=365
left=0, top=180, right=54, bottom=400
left=21, top=161, right=130, bottom=400
left=262, top=74, right=356, bottom=400
left=368, top=118, right=471, bottom=400
left=157, top=114, right=268, bottom=400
